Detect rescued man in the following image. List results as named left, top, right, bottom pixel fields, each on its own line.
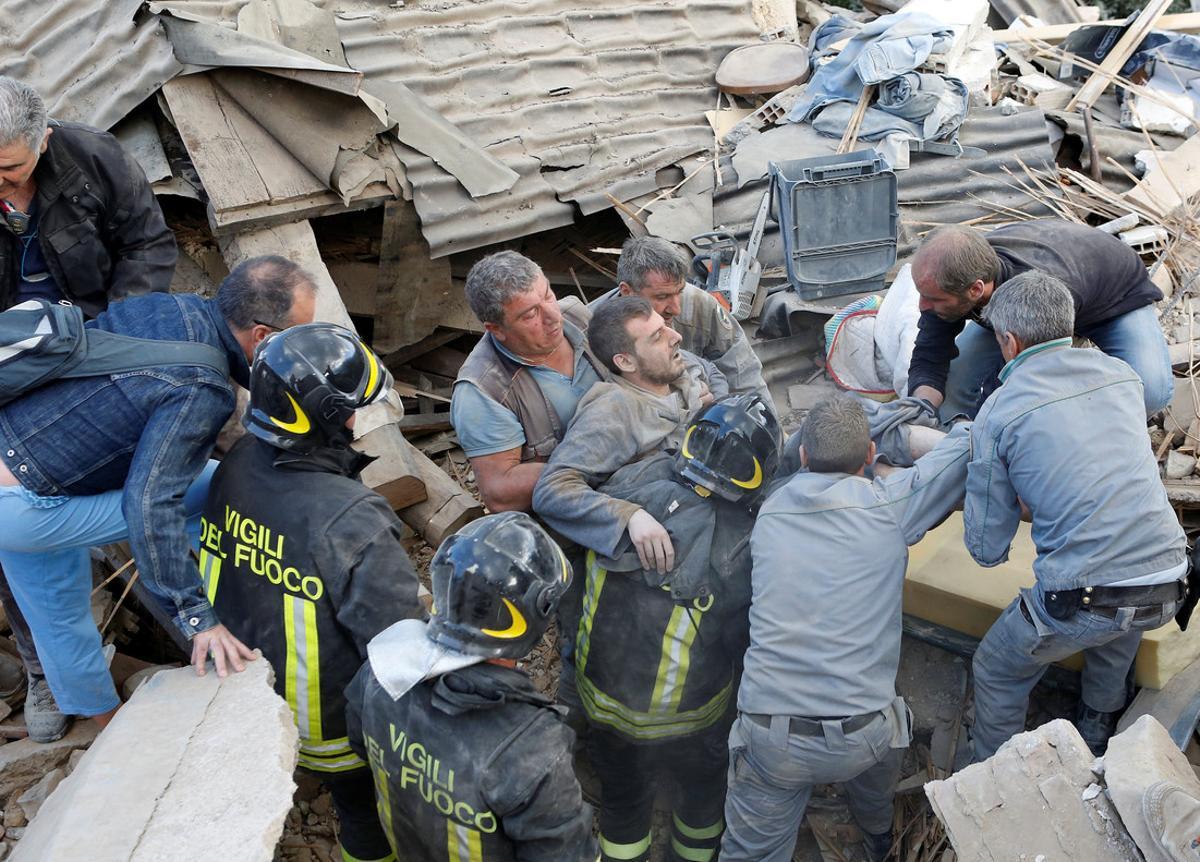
left=0, top=75, right=178, bottom=739
left=200, top=323, right=423, bottom=862
left=963, top=271, right=1187, bottom=759
left=907, top=220, right=1171, bottom=419
left=0, top=256, right=316, bottom=733
left=591, top=235, right=775, bottom=413
left=533, top=296, right=750, bottom=862
left=721, top=395, right=972, bottom=862
left=344, top=512, right=598, bottom=862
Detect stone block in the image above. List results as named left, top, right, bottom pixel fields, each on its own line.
left=926, top=719, right=1142, bottom=862
left=1102, top=715, right=1200, bottom=862
left=0, top=721, right=98, bottom=800
left=12, top=657, right=297, bottom=862
left=16, top=769, right=63, bottom=822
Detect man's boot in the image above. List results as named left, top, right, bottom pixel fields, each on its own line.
left=0, top=652, right=25, bottom=706
left=24, top=675, right=68, bottom=743
left=862, top=830, right=893, bottom=862
left=1075, top=702, right=1121, bottom=755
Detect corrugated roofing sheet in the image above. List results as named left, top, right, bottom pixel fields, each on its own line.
left=988, top=0, right=1085, bottom=26
left=0, top=0, right=181, bottom=131
left=712, top=104, right=1058, bottom=268
left=155, top=0, right=762, bottom=257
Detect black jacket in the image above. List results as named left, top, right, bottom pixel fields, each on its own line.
left=200, top=436, right=423, bottom=773
left=907, top=219, right=1162, bottom=395
left=0, top=121, right=176, bottom=316
left=345, top=661, right=598, bottom=862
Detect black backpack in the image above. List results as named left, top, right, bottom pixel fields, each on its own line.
left=0, top=299, right=229, bottom=407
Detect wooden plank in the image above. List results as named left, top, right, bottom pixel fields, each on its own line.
left=162, top=75, right=270, bottom=211
left=383, top=330, right=461, bottom=367
left=208, top=185, right=392, bottom=237
left=396, top=413, right=454, bottom=436
left=374, top=197, right=455, bottom=353
left=1066, top=0, right=1173, bottom=112
left=993, top=12, right=1200, bottom=45
left=409, top=346, right=469, bottom=380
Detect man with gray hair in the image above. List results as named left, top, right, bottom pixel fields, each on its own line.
left=591, top=236, right=775, bottom=413
left=0, top=76, right=175, bottom=314
left=0, top=75, right=176, bottom=738
left=964, top=270, right=1187, bottom=760
left=907, top=219, right=1169, bottom=418
left=722, top=395, right=971, bottom=862
left=452, top=250, right=608, bottom=513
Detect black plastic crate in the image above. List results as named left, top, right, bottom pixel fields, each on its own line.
left=770, top=150, right=899, bottom=300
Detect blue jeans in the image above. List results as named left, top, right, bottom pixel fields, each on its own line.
left=942, top=305, right=1174, bottom=419
left=0, top=462, right=216, bottom=716
left=970, top=585, right=1179, bottom=762
left=721, top=708, right=906, bottom=862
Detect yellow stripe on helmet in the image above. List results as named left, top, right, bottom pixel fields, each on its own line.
left=730, top=457, right=763, bottom=490
left=360, top=339, right=380, bottom=402
left=681, top=424, right=696, bottom=459
left=481, top=597, right=528, bottom=639
left=270, top=391, right=312, bottom=434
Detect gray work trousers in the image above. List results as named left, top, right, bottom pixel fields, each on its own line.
left=0, top=563, right=42, bottom=677
left=971, top=588, right=1179, bottom=762
left=720, top=708, right=906, bottom=862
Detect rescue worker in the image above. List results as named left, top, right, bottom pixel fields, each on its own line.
left=906, top=220, right=1171, bottom=418
left=0, top=75, right=178, bottom=741
left=344, top=512, right=598, bottom=862
left=533, top=299, right=756, bottom=862
left=721, top=395, right=971, bottom=862
left=200, top=323, right=423, bottom=862
left=963, top=272, right=1187, bottom=759
left=591, top=236, right=775, bottom=414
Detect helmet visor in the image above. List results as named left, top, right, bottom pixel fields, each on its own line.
left=682, top=422, right=764, bottom=492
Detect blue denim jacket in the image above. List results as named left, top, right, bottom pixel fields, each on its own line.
left=965, top=343, right=1185, bottom=589
left=0, top=293, right=250, bottom=637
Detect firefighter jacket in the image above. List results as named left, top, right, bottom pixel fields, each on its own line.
left=200, top=436, right=423, bottom=774
left=571, top=454, right=755, bottom=744
left=345, top=651, right=599, bottom=862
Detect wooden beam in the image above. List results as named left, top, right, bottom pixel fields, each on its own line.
left=993, top=12, right=1200, bottom=45
left=218, top=221, right=431, bottom=517
left=374, top=198, right=456, bottom=354
left=1066, top=0, right=1173, bottom=112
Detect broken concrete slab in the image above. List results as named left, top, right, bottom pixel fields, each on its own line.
left=0, top=721, right=98, bottom=800
left=1103, top=715, right=1200, bottom=862
left=645, top=194, right=715, bottom=249
left=926, top=719, right=1142, bottom=862
left=1166, top=450, right=1197, bottom=479
left=788, top=382, right=838, bottom=411
left=11, top=657, right=297, bottom=862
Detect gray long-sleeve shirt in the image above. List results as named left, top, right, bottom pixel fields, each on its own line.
left=532, top=352, right=723, bottom=557
left=738, top=425, right=972, bottom=718
left=591, top=284, right=775, bottom=413
left=965, top=343, right=1185, bottom=589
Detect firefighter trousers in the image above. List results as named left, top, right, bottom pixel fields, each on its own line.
left=313, top=766, right=395, bottom=862
left=588, top=722, right=729, bottom=862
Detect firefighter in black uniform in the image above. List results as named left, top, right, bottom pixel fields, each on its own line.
left=199, top=322, right=422, bottom=862
left=344, top=512, right=599, bottom=862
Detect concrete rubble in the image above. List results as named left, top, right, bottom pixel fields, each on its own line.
left=11, top=657, right=297, bottom=862
left=926, top=719, right=1140, bottom=862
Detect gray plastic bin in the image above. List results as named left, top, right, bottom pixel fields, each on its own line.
left=770, top=150, right=898, bottom=300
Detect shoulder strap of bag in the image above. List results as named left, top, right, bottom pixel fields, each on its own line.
left=61, top=330, right=230, bottom=379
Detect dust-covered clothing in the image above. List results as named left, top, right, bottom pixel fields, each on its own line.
left=345, top=654, right=598, bottom=862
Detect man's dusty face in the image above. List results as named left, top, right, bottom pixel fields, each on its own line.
left=492, top=276, right=564, bottom=358
left=0, top=133, right=47, bottom=200
left=628, top=270, right=685, bottom=324
left=625, top=311, right=684, bottom=385
left=915, top=275, right=979, bottom=322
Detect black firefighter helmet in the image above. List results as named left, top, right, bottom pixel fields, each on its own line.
left=244, top=322, right=392, bottom=453
left=676, top=393, right=781, bottom=503
left=427, top=512, right=571, bottom=660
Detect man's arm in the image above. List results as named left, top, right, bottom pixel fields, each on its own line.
left=876, top=423, right=973, bottom=545
left=328, top=496, right=426, bottom=656
left=531, top=392, right=644, bottom=559
left=122, top=380, right=254, bottom=676
left=451, top=382, right=538, bottom=511
left=105, top=145, right=177, bottom=299
left=962, top=420, right=1021, bottom=567
left=688, top=286, right=775, bottom=410
left=906, top=311, right=967, bottom=403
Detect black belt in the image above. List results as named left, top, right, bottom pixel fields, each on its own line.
left=744, top=711, right=878, bottom=738
left=1024, top=579, right=1185, bottom=623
